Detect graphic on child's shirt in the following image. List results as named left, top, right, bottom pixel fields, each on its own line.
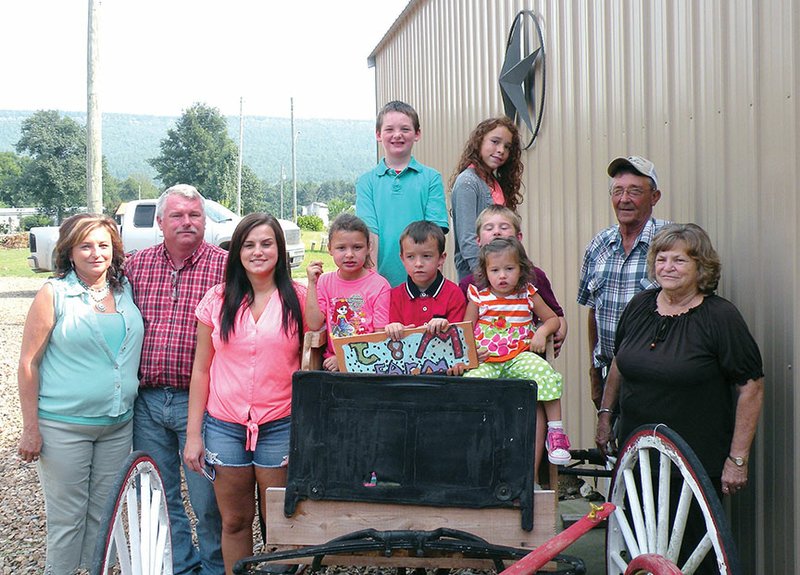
left=474, top=316, right=533, bottom=358
left=330, top=295, right=368, bottom=337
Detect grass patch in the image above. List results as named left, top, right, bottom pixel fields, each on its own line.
left=292, top=229, right=334, bottom=279
left=2, top=231, right=334, bottom=280
left=0, top=248, right=39, bottom=278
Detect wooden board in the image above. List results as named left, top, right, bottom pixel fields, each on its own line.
left=332, top=321, right=479, bottom=374
left=266, top=487, right=556, bottom=550
left=300, top=329, right=327, bottom=371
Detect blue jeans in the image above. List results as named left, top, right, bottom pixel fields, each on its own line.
left=204, top=414, right=291, bottom=467
left=133, top=387, right=224, bottom=575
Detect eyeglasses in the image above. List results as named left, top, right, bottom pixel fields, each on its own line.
left=201, top=464, right=215, bottom=482
left=609, top=186, right=652, bottom=198
left=170, top=270, right=178, bottom=302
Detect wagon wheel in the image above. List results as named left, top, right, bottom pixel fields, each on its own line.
left=91, top=451, right=173, bottom=575
left=606, top=424, right=741, bottom=575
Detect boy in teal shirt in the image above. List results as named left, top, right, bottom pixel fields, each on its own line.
left=356, top=101, right=449, bottom=287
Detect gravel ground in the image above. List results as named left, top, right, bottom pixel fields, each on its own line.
left=0, top=276, right=48, bottom=573
left=0, top=276, right=589, bottom=574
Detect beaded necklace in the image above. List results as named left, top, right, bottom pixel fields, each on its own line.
left=76, top=275, right=110, bottom=312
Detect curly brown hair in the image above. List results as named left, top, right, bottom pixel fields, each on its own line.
left=54, top=213, right=126, bottom=292
left=449, top=117, right=524, bottom=212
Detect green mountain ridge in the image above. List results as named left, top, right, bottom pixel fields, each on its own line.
left=0, top=110, right=378, bottom=184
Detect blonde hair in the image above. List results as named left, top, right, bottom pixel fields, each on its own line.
left=475, top=204, right=522, bottom=236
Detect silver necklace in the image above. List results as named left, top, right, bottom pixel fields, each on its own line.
left=77, top=276, right=110, bottom=312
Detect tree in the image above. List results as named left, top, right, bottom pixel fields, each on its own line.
left=15, top=110, right=87, bottom=221
left=327, top=197, right=354, bottom=219
left=0, top=151, right=32, bottom=207
left=316, top=180, right=356, bottom=204
left=149, top=103, right=242, bottom=204
left=101, top=162, right=123, bottom=215
left=117, top=174, right=160, bottom=202
left=239, top=165, right=267, bottom=215
left=297, top=215, right=324, bottom=231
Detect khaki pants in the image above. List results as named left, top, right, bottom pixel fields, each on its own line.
left=37, top=417, right=132, bottom=574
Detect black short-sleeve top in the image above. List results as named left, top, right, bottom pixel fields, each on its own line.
left=614, top=289, right=764, bottom=477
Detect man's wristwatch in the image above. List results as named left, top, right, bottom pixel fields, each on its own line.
left=728, top=455, right=747, bottom=467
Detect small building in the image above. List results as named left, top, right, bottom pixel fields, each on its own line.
left=0, top=207, right=40, bottom=232
left=302, top=201, right=329, bottom=227
left=369, top=1, right=799, bottom=572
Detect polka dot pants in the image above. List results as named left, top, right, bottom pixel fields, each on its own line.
left=464, top=351, right=563, bottom=401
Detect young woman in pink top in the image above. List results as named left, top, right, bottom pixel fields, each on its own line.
left=184, top=213, right=305, bottom=573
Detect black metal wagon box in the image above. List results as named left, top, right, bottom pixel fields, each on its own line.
left=284, top=371, right=537, bottom=530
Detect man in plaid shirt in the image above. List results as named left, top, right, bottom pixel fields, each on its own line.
left=126, top=184, right=226, bottom=574
left=577, top=156, right=668, bottom=410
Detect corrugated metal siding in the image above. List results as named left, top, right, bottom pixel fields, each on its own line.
left=370, top=0, right=798, bottom=572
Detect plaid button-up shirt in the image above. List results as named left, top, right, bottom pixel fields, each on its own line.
left=577, top=218, right=668, bottom=370
left=125, top=242, right=227, bottom=389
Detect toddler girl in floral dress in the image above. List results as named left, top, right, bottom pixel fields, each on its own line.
left=464, top=236, right=571, bottom=465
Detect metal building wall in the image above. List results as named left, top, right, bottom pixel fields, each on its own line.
left=370, top=0, right=798, bottom=572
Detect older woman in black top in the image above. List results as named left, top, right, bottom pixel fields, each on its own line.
left=595, top=223, right=764, bottom=497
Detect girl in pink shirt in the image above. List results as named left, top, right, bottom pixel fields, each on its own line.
left=184, top=213, right=305, bottom=572
left=306, top=213, right=390, bottom=371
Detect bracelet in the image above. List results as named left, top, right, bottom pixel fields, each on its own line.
left=597, top=408, right=613, bottom=416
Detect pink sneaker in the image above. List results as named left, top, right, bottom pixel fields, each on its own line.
left=546, top=427, right=572, bottom=465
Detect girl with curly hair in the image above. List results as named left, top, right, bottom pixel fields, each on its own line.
left=450, top=116, right=524, bottom=281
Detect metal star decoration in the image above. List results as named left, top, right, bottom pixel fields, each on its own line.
left=499, top=10, right=546, bottom=149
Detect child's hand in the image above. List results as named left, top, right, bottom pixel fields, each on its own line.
left=447, top=362, right=466, bottom=376
left=552, top=328, right=566, bottom=358
left=384, top=322, right=409, bottom=341
left=425, top=318, right=449, bottom=333
left=529, top=332, right=548, bottom=354
left=322, top=356, right=339, bottom=371
left=476, top=348, right=490, bottom=363
left=307, top=260, right=324, bottom=284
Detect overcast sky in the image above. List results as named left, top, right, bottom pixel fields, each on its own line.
left=1, top=0, right=409, bottom=120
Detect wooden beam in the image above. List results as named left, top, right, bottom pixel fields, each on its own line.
left=265, top=488, right=557, bottom=550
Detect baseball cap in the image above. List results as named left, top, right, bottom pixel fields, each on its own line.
left=607, top=156, right=659, bottom=189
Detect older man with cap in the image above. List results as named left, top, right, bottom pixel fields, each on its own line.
left=577, top=156, right=669, bottom=409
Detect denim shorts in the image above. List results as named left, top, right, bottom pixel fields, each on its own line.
left=203, top=413, right=291, bottom=469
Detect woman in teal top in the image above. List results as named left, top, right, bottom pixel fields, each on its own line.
left=17, top=213, right=144, bottom=574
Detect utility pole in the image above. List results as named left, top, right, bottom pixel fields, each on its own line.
left=236, top=96, right=243, bottom=216
left=291, top=98, right=297, bottom=222
left=86, top=0, right=103, bottom=213
left=280, top=164, right=285, bottom=220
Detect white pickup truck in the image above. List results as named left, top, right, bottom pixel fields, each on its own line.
left=27, top=199, right=305, bottom=271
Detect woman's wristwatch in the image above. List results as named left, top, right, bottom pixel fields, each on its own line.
left=728, top=455, right=747, bottom=467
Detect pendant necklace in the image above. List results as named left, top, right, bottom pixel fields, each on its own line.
left=77, top=276, right=110, bottom=312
